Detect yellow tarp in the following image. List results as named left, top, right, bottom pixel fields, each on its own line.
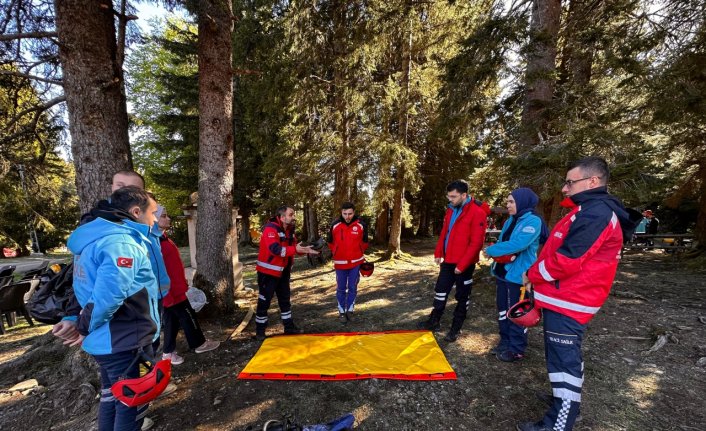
left=238, top=330, right=456, bottom=381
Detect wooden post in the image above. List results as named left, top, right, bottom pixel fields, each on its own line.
left=183, top=205, right=198, bottom=269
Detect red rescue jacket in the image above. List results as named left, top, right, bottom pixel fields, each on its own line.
left=256, top=217, right=298, bottom=277
left=327, top=216, right=369, bottom=270
left=527, top=189, right=627, bottom=324
left=160, top=234, right=188, bottom=308
left=434, top=198, right=489, bottom=272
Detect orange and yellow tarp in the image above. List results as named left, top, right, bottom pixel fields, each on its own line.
left=238, top=330, right=456, bottom=381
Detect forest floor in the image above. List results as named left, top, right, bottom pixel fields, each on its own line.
left=1, top=239, right=705, bottom=431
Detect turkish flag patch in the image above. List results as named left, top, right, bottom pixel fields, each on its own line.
left=117, top=257, right=133, bottom=268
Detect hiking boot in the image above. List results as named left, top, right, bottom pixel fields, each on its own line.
left=516, top=421, right=551, bottom=431
left=162, top=352, right=184, bottom=365
left=489, top=344, right=507, bottom=355
left=345, top=311, right=354, bottom=323
left=497, top=350, right=525, bottom=362
left=443, top=328, right=461, bottom=342
left=339, top=313, right=348, bottom=324
left=195, top=339, right=220, bottom=354
left=416, top=312, right=441, bottom=332
left=283, top=321, right=303, bottom=335
left=256, top=327, right=267, bottom=341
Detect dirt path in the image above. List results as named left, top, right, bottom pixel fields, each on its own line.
left=1, top=241, right=705, bottom=430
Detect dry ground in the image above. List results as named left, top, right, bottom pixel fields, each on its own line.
left=1, top=240, right=705, bottom=430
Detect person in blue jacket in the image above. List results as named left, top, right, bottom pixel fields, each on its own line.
left=485, top=187, right=548, bottom=362
left=66, top=186, right=161, bottom=431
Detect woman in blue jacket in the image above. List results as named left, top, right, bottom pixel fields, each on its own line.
left=486, top=188, right=548, bottom=362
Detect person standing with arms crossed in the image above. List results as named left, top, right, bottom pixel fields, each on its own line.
left=417, top=179, right=490, bottom=342
left=516, top=157, right=640, bottom=431
left=327, top=202, right=369, bottom=323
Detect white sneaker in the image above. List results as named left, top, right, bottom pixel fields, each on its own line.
left=141, top=417, right=154, bottom=431
left=162, top=352, right=184, bottom=365
left=195, top=339, right=220, bottom=354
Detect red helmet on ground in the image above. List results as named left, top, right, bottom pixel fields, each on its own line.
left=359, top=262, right=374, bottom=277
left=112, top=353, right=172, bottom=407
left=508, top=295, right=542, bottom=327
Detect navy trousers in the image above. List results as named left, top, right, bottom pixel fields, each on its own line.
left=431, top=262, right=475, bottom=327
left=335, top=265, right=361, bottom=313
left=495, top=278, right=528, bottom=354
left=162, top=299, right=206, bottom=353
left=540, top=309, right=586, bottom=431
left=93, top=346, right=153, bottom=431
left=256, top=269, right=294, bottom=328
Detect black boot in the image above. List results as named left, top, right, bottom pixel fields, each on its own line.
left=255, top=324, right=267, bottom=341
left=283, top=319, right=303, bottom=335
left=416, top=311, right=442, bottom=332
left=444, top=318, right=464, bottom=342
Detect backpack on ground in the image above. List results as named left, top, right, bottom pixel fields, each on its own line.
left=27, top=262, right=81, bottom=324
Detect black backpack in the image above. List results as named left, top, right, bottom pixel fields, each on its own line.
left=27, top=262, right=81, bottom=324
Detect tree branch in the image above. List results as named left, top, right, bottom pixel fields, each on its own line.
left=0, top=69, right=63, bottom=85
left=3, top=95, right=65, bottom=132
left=0, top=31, right=58, bottom=42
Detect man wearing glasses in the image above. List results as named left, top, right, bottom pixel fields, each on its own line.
left=516, top=157, right=641, bottom=431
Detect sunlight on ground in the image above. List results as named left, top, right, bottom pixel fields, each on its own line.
left=0, top=326, right=51, bottom=365
left=226, top=399, right=275, bottom=427
left=352, top=403, right=372, bottom=427
left=456, top=332, right=496, bottom=355
left=624, top=365, right=663, bottom=410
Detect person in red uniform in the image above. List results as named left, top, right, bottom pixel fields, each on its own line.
left=157, top=206, right=220, bottom=365
left=516, top=157, right=640, bottom=431
left=327, top=202, right=369, bottom=323
left=255, top=206, right=319, bottom=340
left=417, top=179, right=490, bottom=342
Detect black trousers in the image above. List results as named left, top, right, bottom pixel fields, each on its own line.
left=162, top=299, right=206, bottom=354
left=432, top=262, right=475, bottom=326
left=255, top=269, right=293, bottom=328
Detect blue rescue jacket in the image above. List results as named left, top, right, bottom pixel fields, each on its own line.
left=486, top=212, right=542, bottom=284
left=67, top=218, right=161, bottom=355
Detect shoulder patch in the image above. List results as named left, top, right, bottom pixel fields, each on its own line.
left=521, top=226, right=536, bottom=233
left=117, top=257, right=133, bottom=268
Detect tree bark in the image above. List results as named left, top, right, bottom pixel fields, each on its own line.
left=695, top=160, right=706, bottom=248
left=518, top=0, right=561, bottom=150
left=194, top=0, right=235, bottom=315
left=54, top=0, right=132, bottom=213
left=388, top=168, right=405, bottom=255
left=375, top=201, right=390, bottom=245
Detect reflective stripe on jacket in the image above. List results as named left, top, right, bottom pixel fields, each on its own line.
left=256, top=218, right=298, bottom=277
left=327, top=216, right=369, bottom=270
left=527, top=189, right=624, bottom=324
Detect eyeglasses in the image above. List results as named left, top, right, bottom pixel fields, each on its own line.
left=563, top=176, right=599, bottom=187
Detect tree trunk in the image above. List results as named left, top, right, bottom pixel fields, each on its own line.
left=238, top=204, right=253, bottom=246
left=557, top=0, right=599, bottom=93
left=518, top=0, right=561, bottom=150
left=193, top=0, right=235, bottom=316
left=54, top=0, right=132, bottom=213
left=375, top=201, right=390, bottom=245
left=388, top=168, right=405, bottom=255
left=306, top=205, right=319, bottom=242
left=695, top=161, right=706, bottom=248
